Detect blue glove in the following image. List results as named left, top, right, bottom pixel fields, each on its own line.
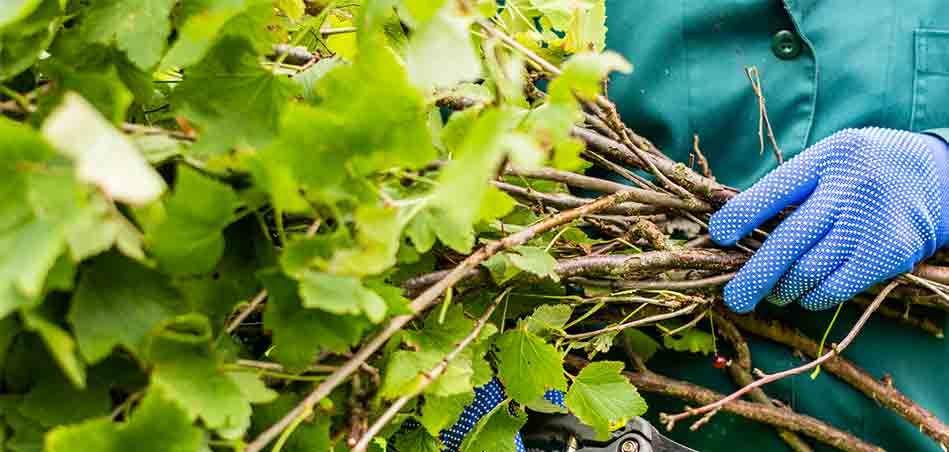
left=441, top=379, right=565, bottom=452
left=709, top=127, right=949, bottom=313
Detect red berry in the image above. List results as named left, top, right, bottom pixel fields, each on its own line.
left=712, top=355, right=727, bottom=369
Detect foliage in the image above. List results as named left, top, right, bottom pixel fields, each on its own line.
left=0, top=0, right=694, bottom=450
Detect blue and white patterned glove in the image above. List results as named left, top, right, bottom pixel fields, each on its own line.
left=440, top=379, right=565, bottom=452
left=709, top=127, right=949, bottom=313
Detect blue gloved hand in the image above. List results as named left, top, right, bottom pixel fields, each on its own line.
left=709, top=127, right=949, bottom=313
left=440, top=379, right=565, bottom=452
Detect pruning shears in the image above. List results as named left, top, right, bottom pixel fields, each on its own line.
left=521, top=412, right=698, bottom=452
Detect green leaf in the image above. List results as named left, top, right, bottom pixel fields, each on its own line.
left=382, top=306, right=494, bottom=399
left=0, top=315, right=20, bottom=371
left=297, top=271, right=387, bottom=323
left=304, top=42, right=436, bottom=174
left=0, top=0, right=43, bottom=28
left=68, top=253, right=185, bottom=364
left=144, top=165, right=241, bottom=275
left=79, top=0, right=178, bottom=69
left=18, top=373, right=110, bottom=427
left=525, top=304, right=572, bottom=337
left=0, top=219, right=64, bottom=318
left=37, top=44, right=136, bottom=123
left=149, top=318, right=266, bottom=439
left=276, top=0, right=305, bottom=21
left=44, top=388, right=204, bottom=452
left=172, top=37, right=298, bottom=155
left=0, top=0, right=60, bottom=81
left=563, top=0, right=606, bottom=53
left=260, top=269, right=368, bottom=370
left=41, top=93, right=166, bottom=206
left=420, top=392, right=473, bottom=436
left=415, top=109, right=517, bottom=253
left=250, top=393, right=331, bottom=452
left=405, top=9, right=481, bottom=94
left=564, top=361, right=647, bottom=440
left=494, top=327, right=566, bottom=404
left=20, top=309, right=85, bottom=389
left=507, top=246, right=560, bottom=282
left=663, top=328, right=715, bottom=355
left=477, top=186, right=517, bottom=222
left=227, top=371, right=279, bottom=404
left=400, top=0, right=448, bottom=25
left=161, top=0, right=256, bottom=69
left=549, top=51, right=632, bottom=102
left=394, top=427, right=442, bottom=452
left=622, top=329, right=661, bottom=362
left=459, top=402, right=525, bottom=452
left=380, top=349, right=474, bottom=399
left=328, top=205, right=406, bottom=276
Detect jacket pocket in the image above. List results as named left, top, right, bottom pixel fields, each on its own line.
left=912, top=28, right=949, bottom=131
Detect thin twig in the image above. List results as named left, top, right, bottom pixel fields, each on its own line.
left=351, top=289, right=509, bottom=452
left=745, top=67, right=783, bottom=164
left=121, top=122, right=196, bottom=142
left=245, top=189, right=644, bottom=452
left=225, top=289, right=268, bottom=334
left=563, top=304, right=698, bottom=340
left=900, top=273, right=949, bottom=309
left=663, top=310, right=708, bottom=337
left=691, top=134, right=713, bottom=179
left=662, top=281, right=900, bottom=429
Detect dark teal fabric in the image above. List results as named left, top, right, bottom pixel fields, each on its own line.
left=604, top=1, right=949, bottom=450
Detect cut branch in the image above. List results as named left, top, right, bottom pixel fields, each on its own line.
left=661, top=281, right=900, bottom=429
left=714, top=313, right=813, bottom=452
left=401, top=249, right=748, bottom=297
left=564, top=355, right=882, bottom=452
left=503, top=166, right=712, bottom=211
left=494, top=181, right=663, bottom=215
left=723, top=305, right=949, bottom=447
left=573, top=127, right=739, bottom=205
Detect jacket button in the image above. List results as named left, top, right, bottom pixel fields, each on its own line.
left=772, top=30, right=802, bottom=59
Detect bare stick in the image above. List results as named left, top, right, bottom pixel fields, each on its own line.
left=351, top=289, right=508, bottom=452
left=225, top=289, right=268, bottom=334
left=244, top=189, right=643, bottom=452
left=661, top=281, right=900, bottom=429
left=494, top=181, right=662, bottom=215
left=745, top=67, right=783, bottom=164
left=901, top=273, right=949, bottom=309
left=691, top=134, right=713, bottom=179
left=571, top=272, right=735, bottom=291
left=502, top=166, right=711, bottom=211
left=478, top=21, right=562, bottom=75
left=563, top=304, right=698, bottom=340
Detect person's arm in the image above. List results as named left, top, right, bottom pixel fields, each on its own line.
left=708, top=127, right=949, bottom=312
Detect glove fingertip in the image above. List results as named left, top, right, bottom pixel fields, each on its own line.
left=708, top=212, right=742, bottom=246
left=722, top=280, right=759, bottom=313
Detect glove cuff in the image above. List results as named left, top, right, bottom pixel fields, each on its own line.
left=920, top=132, right=949, bottom=247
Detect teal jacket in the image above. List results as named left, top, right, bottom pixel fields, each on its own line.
left=605, top=1, right=949, bottom=450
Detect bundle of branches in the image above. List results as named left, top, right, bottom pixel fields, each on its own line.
left=1, top=1, right=947, bottom=452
